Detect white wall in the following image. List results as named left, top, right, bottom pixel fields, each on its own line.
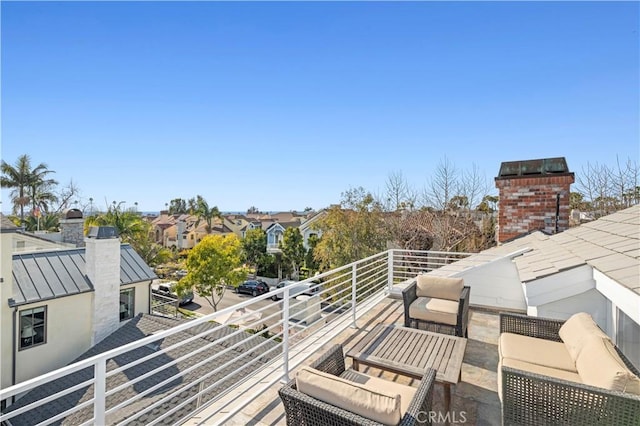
left=523, top=265, right=595, bottom=308
left=454, top=257, right=527, bottom=311
left=531, top=289, right=609, bottom=331
left=1, top=232, right=15, bottom=389
left=15, top=293, right=93, bottom=384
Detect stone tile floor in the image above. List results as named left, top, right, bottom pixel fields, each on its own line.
left=221, top=298, right=502, bottom=425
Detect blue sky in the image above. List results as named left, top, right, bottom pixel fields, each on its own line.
left=2, top=1, right=638, bottom=213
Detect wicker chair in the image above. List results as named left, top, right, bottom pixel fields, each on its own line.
left=500, top=313, right=640, bottom=425
left=402, top=277, right=470, bottom=337
left=278, top=344, right=436, bottom=426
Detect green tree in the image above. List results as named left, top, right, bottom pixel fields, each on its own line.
left=176, top=234, right=247, bottom=312
left=168, top=198, right=188, bottom=214
left=85, top=201, right=169, bottom=266
left=314, top=187, right=388, bottom=270
left=304, top=234, right=320, bottom=272
left=23, top=213, right=60, bottom=232
left=279, top=227, right=305, bottom=279
left=1, top=154, right=57, bottom=224
left=242, top=228, right=269, bottom=273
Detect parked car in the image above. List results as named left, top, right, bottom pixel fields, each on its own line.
left=236, top=280, right=270, bottom=297
left=269, top=280, right=322, bottom=301
left=151, top=281, right=194, bottom=306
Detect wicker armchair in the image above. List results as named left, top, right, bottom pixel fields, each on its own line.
left=278, top=344, right=436, bottom=426
left=402, top=278, right=470, bottom=337
left=500, top=313, right=640, bottom=425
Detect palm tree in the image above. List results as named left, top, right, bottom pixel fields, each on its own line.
left=1, top=154, right=57, bottom=224
left=193, top=195, right=221, bottom=234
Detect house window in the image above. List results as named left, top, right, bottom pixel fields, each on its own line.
left=617, top=308, right=640, bottom=370
left=120, top=288, right=135, bottom=321
left=19, top=307, right=46, bottom=350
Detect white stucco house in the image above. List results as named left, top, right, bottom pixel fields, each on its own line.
left=0, top=216, right=156, bottom=392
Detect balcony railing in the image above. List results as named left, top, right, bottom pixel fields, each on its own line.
left=0, top=249, right=485, bottom=425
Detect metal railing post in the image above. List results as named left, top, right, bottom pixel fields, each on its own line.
left=94, top=358, right=106, bottom=425
left=281, top=286, right=291, bottom=383
left=351, top=263, right=357, bottom=329
left=387, top=249, right=394, bottom=293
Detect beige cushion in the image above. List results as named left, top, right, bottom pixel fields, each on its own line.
left=499, top=333, right=577, bottom=372
left=416, top=275, right=464, bottom=301
left=340, top=369, right=416, bottom=417
left=409, top=297, right=459, bottom=326
left=559, top=312, right=609, bottom=362
left=502, top=357, right=583, bottom=384
left=576, top=338, right=640, bottom=395
left=296, top=366, right=402, bottom=425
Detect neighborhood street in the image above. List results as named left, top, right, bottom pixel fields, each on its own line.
left=182, top=289, right=284, bottom=328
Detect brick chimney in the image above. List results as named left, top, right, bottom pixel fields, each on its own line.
left=495, top=157, right=575, bottom=243
left=85, top=226, right=121, bottom=345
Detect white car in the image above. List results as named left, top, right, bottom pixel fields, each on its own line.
left=269, top=280, right=322, bottom=301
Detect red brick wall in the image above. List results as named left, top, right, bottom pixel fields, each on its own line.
left=495, top=174, right=574, bottom=243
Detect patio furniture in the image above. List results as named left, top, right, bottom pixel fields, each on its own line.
left=499, top=312, right=640, bottom=425
left=402, top=275, right=470, bottom=337
left=346, top=323, right=467, bottom=415
left=278, top=344, right=436, bottom=426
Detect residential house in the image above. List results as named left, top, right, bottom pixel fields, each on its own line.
left=0, top=217, right=156, bottom=391
left=298, top=210, right=326, bottom=251
left=3, top=313, right=278, bottom=425
left=223, top=214, right=251, bottom=239
left=265, top=221, right=300, bottom=253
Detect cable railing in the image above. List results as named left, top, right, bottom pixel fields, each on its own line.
left=0, top=249, right=473, bottom=425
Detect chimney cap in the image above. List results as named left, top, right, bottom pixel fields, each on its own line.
left=87, top=226, right=119, bottom=239
left=497, top=157, right=570, bottom=178
left=65, top=208, right=83, bottom=219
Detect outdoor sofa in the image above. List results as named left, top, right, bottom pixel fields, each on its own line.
left=402, top=274, right=470, bottom=337
left=499, top=312, right=640, bottom=425
left=278, top=344, right=436, bottom=426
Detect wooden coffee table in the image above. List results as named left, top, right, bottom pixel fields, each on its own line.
left=346, top=323, right=467, bottom=414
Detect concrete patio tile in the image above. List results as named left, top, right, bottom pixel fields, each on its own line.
left=218, top=298, right=503, bottom=426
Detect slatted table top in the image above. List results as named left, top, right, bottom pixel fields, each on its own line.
left=346, top=323, right=467, bottom=385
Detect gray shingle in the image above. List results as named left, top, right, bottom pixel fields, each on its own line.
left=5, top=314, right=279, bottom=425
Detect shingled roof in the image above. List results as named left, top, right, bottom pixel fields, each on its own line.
left=10, top=244, right=157, bottom=307
left=5, top=314, right=279, bottom=425
left=432, top=205, right=640, bottom=294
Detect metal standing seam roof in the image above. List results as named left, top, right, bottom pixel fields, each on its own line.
left=10, top=244, right=157, bottom=307
left=4, top=314, right=279, bottom=425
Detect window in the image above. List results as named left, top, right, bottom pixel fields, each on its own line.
left=120, top=288, right=135, bottom=321
left=617, top=308, right=640, bottom=370
left=19, top=307, right=46, bottom=350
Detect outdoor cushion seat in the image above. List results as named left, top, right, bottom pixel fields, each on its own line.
left=499, top=332, right=577, bottom=372
left=409, top=297, right=459, bottom=326
left=279, top=344, right=436, bottom=426
left=402, top=274, right=470, bottom=337
left=499, top=312, right=640, bottom=425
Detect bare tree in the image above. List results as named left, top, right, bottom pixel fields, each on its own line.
left=53, top=180, right=81, bottom=214
left=423, top=156, right=459, bottom=210
left=383, top=170, right=417, bottom=211
left=574, top=156, right=639, bottom=217
left=418, top=157, right=495, bottom=252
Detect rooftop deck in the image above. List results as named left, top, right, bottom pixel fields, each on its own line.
left=187, top=298, right=502, bottom=426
